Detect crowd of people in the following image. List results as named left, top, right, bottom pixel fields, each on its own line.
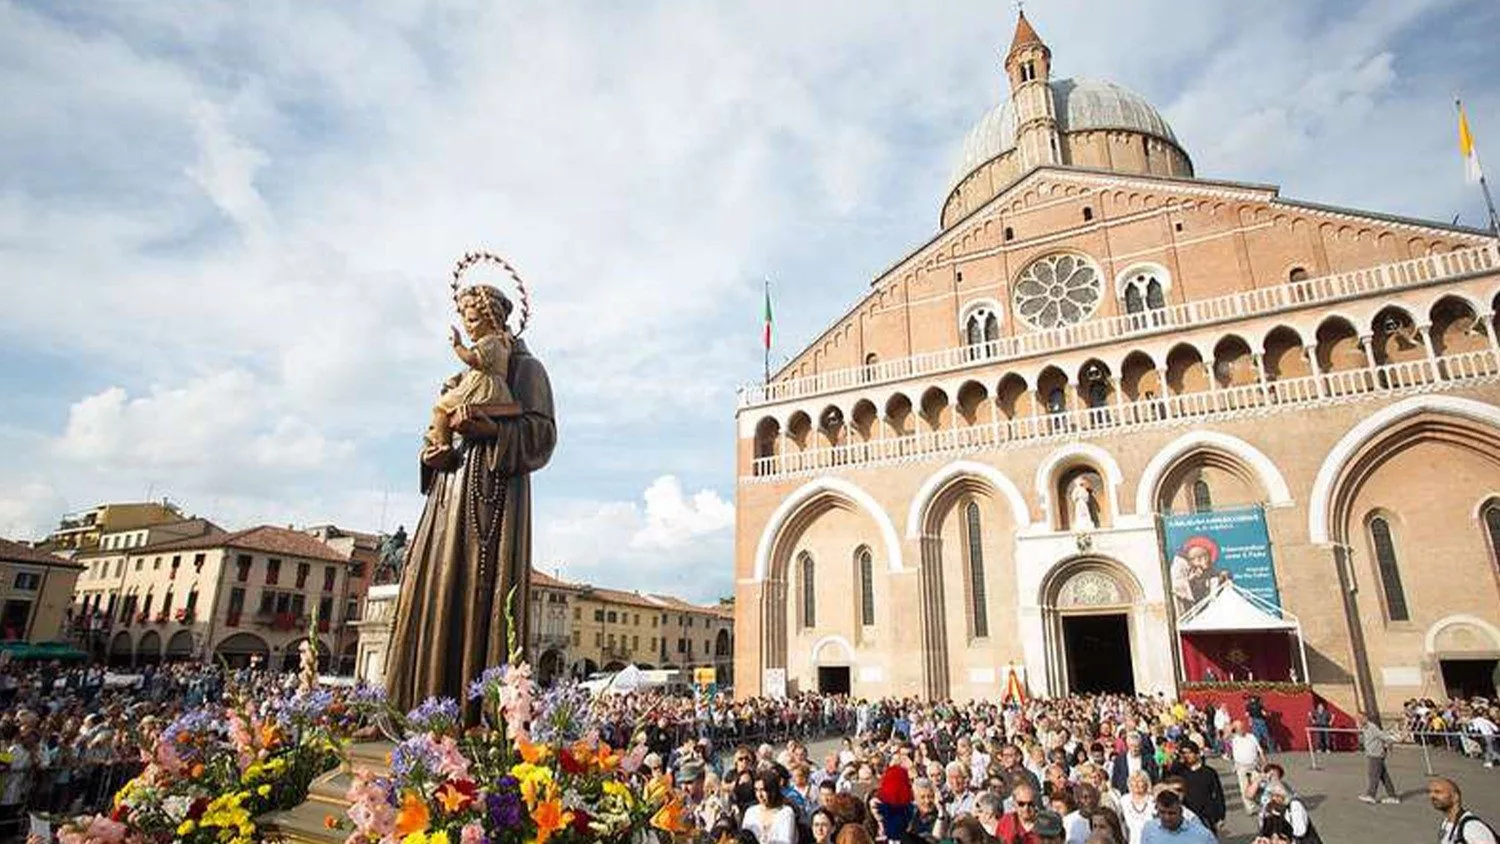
left=639, top=693, right=1333, bottom=844
left=0, top=656, right=1493, bottom=843
left=1402, top=697, right=1500, bottom=767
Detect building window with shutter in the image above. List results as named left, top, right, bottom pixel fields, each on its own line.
left=266, top=559, right=281, bottom=586
left=857, top=547, right=875, bottom=626
left=964, top=501, right=989, bottom=638
left=1367, top=515, right=1410, bottom=621
left=798, top=551, right=816, bottom=628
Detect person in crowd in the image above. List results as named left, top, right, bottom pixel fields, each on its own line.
left=1256, top=782, right=1320, bottom=844
left=1049, top=787, right=1090, bottom=844
left=944, top=761, right=975, bottom=817
left=996, top=782, right=1045, bottom=844
left=1140, top=791, right=1215, bottom=844
left=1356, top=712, right=1402, bottom=805
left=1087, top=806, right=1127, bottom=844
left=998, top=742, right=1044, bottom=800
left=1430, top=776, right=1496, bottom=844
left=1246, top=694, right=1276, bottom=753
left=1033, top=810, right=1068, bottom=844
left=1117, top=771, right=1156, bottom=844
left=809, top=808, right=836, bottom=844
left=1224, top=720, right=1264, bottom=815
left=873, top=765, right=915, bottom=842
left=743, top=769, right=798, bottom=844
left=1163, top=742, right=1224, bottom=834
left=973, top=791, right=1004, bottom=839
left=1309, top=702, right=1333, bottom=754
left=909, top=777, right=946, bottom=839
left=1111, top=732, right=1158, bottom=794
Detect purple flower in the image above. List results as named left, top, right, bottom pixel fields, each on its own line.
left=486, top=777, right=524, bottom=830
left=530, top=682, right=595, bottom=746
left=390, top=735, right=442, bottom=785
left=406, top=696, right=460, bottom=734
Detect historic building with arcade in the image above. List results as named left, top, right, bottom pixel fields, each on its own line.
left=732, top=12, right=1500, bottom=718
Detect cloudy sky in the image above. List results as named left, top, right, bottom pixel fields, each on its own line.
left=3, top=0, right=1498, bottom=602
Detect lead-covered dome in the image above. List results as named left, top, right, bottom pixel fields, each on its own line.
left=949, top=77, right=1184, bottom=191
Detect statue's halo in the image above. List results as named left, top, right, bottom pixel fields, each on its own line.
left=450, top=250, right=532, bottom=337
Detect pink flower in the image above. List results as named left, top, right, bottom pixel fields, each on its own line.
left=432, top=736, right=471, bottom=781
left=460, top=822, right=485, bottom=844
left=497, top=664, right=534, bottom=742
left=58, top=815, right=127, bottom=844
left=347, top=802, right=395, bottom=836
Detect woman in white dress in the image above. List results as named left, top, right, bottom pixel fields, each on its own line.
left=1117, top=771, right=1156, bottom=844
left=742, top=770, right=797, bottom=844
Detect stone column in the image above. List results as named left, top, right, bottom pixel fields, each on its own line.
left=1251, top=352, right=1270, bottom=404
left=918, top=536, right=950, bottom=701
left=1304, top=344, right=1326, bottom=398
left=1416, top=323, right=1440, bottom=381
left=1482, top=311, right=1500, bottom=372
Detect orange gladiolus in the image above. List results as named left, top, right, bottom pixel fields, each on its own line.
left=531, top=797, right=573, bottom=844
left=516, top=732, right=549, bottom=765
left=651, top=796, right=692, bottom=834
left=394, top=792, right=431, bottom=837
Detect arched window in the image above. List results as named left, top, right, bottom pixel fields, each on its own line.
left=857, top=547, right=875, bottom=626
left=1124, top=285, right=1144, bottom=315
left=984, top=312, right=1000, bottom=343
left=1483, top=500, right=1500, bottom=571
left=966, top=315, right=984, bottom=347
left=1192, top=479, right=1213, bottom=513
left=1367, top=517, right=1410, bottom=621
left=1288, top=267, right=1309, bottom=282
left=964, top=501, right=989, bottom=638
left=1004, top=226, right=1015, bottom=242
left=1086, top=380, right=1109, bottom=409
left=1082, top=207, right=1094, bottom=222
left=1146, top=279, right=1165, bottom=310
left=797, top=551, right=816, bottom=628
left=963, top=307, right=1001, bottom=359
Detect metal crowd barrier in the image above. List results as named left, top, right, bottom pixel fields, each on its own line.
left=1303, top=726, right=1499, bottom=776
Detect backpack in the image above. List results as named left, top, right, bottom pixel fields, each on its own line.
left=1451, top=811, right=1498, bottom=844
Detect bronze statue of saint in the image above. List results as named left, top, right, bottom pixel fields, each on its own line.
left=384, top=262, right=555, bottom=717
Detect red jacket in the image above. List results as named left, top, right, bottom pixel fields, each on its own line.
left=994, top=813, right=1040, bottom=844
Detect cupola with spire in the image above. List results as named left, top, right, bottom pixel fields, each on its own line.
left=940, top=9, right=1194, bottom=230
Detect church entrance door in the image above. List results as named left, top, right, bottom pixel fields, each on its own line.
left=817, top=666, right=851, bottom=695
left=1440, top=658, right=1497, bottom=699
left=1063, top=613, right=1135, bottom=694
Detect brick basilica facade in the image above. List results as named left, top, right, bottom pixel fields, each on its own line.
left=731, top=12, right=1500, bottom=718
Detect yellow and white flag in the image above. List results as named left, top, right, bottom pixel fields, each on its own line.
left=1459, top=100, right=1484, bottom=184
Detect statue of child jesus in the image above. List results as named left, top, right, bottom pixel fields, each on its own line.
left=423, top=284, right=520, bottom=467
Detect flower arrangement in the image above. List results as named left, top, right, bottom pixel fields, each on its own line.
left=55, top=686, right=364, bottom=844
left=341, top=592, right=691, bottom=844
left=341, top=667, right=691, bottom=844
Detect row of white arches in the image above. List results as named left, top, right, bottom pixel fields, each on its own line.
left=751, top=395, right=1500, bottom=582
left=753, top=289, right=1500, bottom=453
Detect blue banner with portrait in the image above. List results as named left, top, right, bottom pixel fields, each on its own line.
left=1161, top=505, right=1279, bottom=615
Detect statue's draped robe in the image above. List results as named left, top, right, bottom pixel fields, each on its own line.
left=385, top=342, right=555, bottom=715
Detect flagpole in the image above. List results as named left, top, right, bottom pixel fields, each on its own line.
left=1458, top=98, right=1500, bottom=235
left=763, top=276, right=771, bottom=386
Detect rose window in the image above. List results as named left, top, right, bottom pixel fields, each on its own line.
left=1012, top=253, right=1103, bottom=330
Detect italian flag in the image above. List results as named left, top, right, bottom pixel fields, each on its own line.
left=762, top=283, right=774, bottom=351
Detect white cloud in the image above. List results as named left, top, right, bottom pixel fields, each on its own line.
left=56, top=371, right=353, bottom=476
left=631, top=476, right=735, bottom=551
left=1, top=0, right=1497, bottom=561
left=535, top=475, right=734, bottom=602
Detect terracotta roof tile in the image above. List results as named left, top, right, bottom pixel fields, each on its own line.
left=145, top=525, right=348, bottom=563
left=0, top=538, right=83, bottom=570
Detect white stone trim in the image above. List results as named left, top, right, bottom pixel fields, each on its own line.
left=1134, top=431, right=1293, bottom=515
left=1308, top=395, right=1500, bottom=544
left=1034, top=443, right=1126, bottom=518
left=959, top=297, right=1004, bottom=330
left=905, top=460, right=1033, bottom=538
left=1424, top=614, right=1500, bottom=654
left=752, top=477, right=903, bottom=582
left=1113, top=261, right=1173, bottom=299
left=810, top=634, right=856, bottom=665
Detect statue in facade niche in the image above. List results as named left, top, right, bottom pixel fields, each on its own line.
left=384, top=252, right=556, bottom=717
left=1069, top=475, right=1096, bottom=531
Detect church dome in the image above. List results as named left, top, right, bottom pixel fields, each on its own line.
left=949, top=77, right=1182, bottom=190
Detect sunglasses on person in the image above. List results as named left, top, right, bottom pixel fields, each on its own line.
left=1014, top=800, right=1036, bottom=808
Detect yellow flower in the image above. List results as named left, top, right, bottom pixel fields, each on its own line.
left=429, top=833, right=451, bottom=844
left=177, top=820, right=197, bottom=836
left=401, top=834, right=429, bottom=844
left=256, top=784, right=271, bottom=797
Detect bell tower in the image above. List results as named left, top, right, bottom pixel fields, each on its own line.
left=1004, top=10, right=1061, bottom=169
